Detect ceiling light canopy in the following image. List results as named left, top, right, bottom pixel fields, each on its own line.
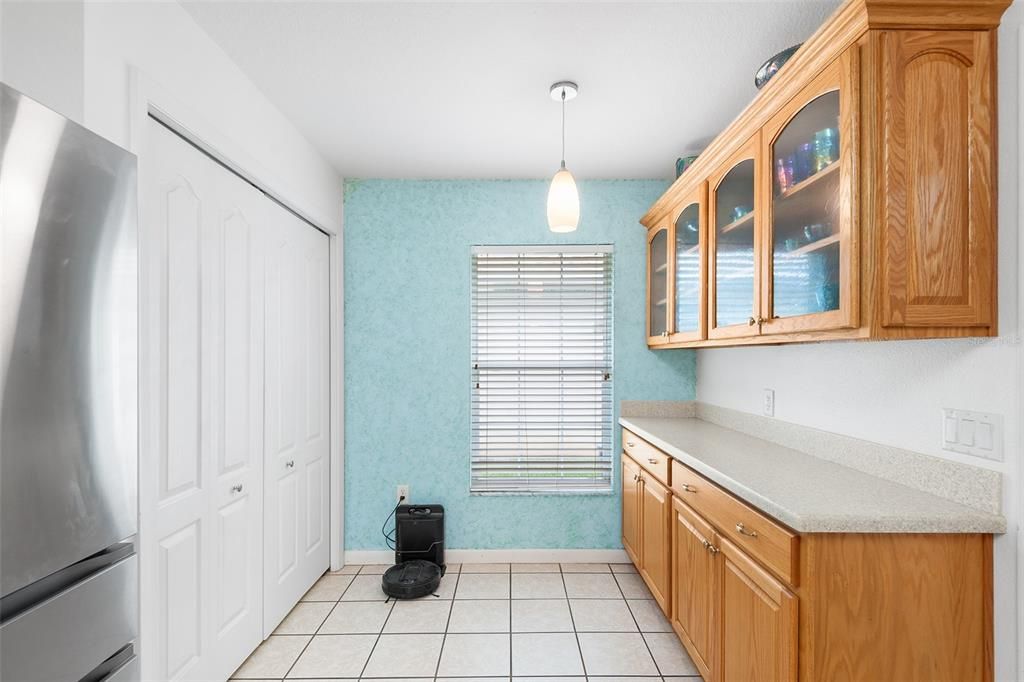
left=547, top=81, right=579, bottom=233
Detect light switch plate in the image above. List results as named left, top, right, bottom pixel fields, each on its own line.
left=942, top=409, right=1003, bottom=462
left=762, top=389, right=775, bottom=417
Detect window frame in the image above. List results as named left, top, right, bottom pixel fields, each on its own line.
left=469, top=244, right=615, bottom=495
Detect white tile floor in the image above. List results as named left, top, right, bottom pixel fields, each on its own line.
left=231, top=563, right=701, bottom=681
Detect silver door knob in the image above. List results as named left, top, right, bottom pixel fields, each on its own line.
left=231, top=484, right=243, bottom=493
left=286, top=460, right=295, bottom=468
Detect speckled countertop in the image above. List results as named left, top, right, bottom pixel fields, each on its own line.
left=620, top=416, right=1006, bottom=534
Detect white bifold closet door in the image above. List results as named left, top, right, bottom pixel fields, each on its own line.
left=140, top=118, right=330, bottom=681
left=263, top=203, right=331, bottom=634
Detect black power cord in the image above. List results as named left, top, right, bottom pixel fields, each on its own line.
left=381, top=496, right=406, bottom=551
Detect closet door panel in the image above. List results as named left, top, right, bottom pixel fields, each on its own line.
left=141, top=118, right=265, bottom=681
left=264, top=209, right=330, bottom=634
left=207, top=164, right=266, bottom=681
left=141, top=120, right=212, bottom=682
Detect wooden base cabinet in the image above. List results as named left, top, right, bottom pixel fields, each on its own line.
left=621, top=451, right=671, bottom=614
left=671, top=498, right=717, bottom=680
left=639, top=474, right=671, bottom=609
left=666, top=459, right=993, bottom=681
left=719, top=536, right=798, bottom=682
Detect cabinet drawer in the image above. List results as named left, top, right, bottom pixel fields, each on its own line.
left=622, top=429, right=670, bottom=486
left=671, top=460, right=798, bottom=586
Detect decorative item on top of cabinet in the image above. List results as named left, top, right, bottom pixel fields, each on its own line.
left=639, top=0, right=1009, bottom=349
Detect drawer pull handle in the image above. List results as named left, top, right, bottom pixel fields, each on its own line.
left=735, top=522, right=758, bottom=538
left=680, top=483, right=697, bottom=493
left=647, top=458, right=658, bottom=465
left=626, top=441, right=636, bottom=447
left=231, top=484, right=243, bottom=493
left=286, top=460, right=295, bottom=469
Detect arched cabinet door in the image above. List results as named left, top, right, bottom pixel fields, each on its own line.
left=668, top=183, right=708, bottom=344
left=707, top=134, right=762, bottom=340
left=761, top=53, right=858, bottom=335
left=646, top=224, right=671, bottom=345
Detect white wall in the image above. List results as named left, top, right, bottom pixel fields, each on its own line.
left=697, top=4, right=1024, bottom=678
left=0, top=0, right=343, bottom=230
left=0, top=0, right=84, bottom=124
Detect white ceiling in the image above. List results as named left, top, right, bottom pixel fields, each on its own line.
left=182, top=1, right=841, bottom=179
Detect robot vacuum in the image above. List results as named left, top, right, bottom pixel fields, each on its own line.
left=381, top=560, right=442, bottom=599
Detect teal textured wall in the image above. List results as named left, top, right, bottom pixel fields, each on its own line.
left=344, top=179, right=695, bottom=550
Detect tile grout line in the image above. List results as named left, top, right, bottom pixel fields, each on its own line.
left=562, top=564, right=588, bottom=679
left=279, top=570, right=342, bottom=680
left=433, top=568, right=461, bottom=678
left=613, top=572, right=663, bottom=679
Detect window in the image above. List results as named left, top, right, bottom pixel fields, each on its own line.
left=470, top=245, right=613, bottom=493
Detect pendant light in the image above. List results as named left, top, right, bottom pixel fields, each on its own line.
left=547, top=81, right=580, bottom=233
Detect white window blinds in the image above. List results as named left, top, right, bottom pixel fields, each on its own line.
left=471, top=245, right=613, bottom=493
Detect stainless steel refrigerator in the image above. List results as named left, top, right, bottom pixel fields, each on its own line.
left=1, top=83, right=139, bottom=681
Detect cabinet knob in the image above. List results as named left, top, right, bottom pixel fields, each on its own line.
left=286, top=460, right=295, bottom=469
left=231, top=484, right=243, bottom=494
left=735, top=522, right=759, bottom=538
left=632, top=473, right=640, bottom=482
left=748, top=317, right=757, bottom=326
left=706, top=544, right=720, bottom=555
left=680, top=483, right=697, bottom=493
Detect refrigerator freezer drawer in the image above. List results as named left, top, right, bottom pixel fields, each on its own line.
left=0, top=553, right=137, bottom=682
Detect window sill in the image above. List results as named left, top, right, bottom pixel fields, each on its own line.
left=469, top=490, right=615, bottom=497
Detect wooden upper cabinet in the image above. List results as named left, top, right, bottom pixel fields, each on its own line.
left=646, top=224, right=671, bottom=344
left=718, top=536, right=798, bottom=682
left=668, top=184, right=708, bottom=344
left=761, top=53, right=859, bottom=335
left=708, top=134, right=762, bottom=340
left=638, top=1, right=1007, bottom=348
left=874, top=29, right=996, bottom=331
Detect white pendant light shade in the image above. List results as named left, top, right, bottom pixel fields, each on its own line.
left=547, top=164, right=580, bottom=233
left=547, top=81, right=580, bottom=233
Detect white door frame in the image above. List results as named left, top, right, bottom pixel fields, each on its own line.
left=128, top=68, right=345, bottom=575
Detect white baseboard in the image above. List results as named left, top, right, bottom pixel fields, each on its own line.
left=343, top=548, right=630, bottom=565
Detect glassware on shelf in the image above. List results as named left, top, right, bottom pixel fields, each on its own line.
left=770, top=90, right=841, bottom=320
left=794, top=142, right=815, bottom=183
left=814, top=128, right=839, bottom=171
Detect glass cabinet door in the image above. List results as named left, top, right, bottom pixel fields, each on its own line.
left=709, top=135, right=760, bottom=338
left=647, top=225, right=670, bottom=344
left=669, top=188, right=706, bottom=342
left=763, top=58, right=855, bottom=333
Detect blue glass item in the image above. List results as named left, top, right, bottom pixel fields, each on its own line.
left=732, top=204, right=752, bottom=221
left=755, top=44, right=803, bottom=89
left=675, top=155, right=699, bottom=178
left=794, top=142, right=815, bottom=183
left=776, top=158, right=791, bottom=194
left=803, top=223, right=829, bottom=242
left=813, top=128, right=839, bottom=171
left=816, top=283, right=840, bottom=311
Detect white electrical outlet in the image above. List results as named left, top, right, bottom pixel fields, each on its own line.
left=396, top=484, right=410, bottom=505
left=942, top=409, right=1003, bottom=462
left=763, top=389, right=775, bottom=417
